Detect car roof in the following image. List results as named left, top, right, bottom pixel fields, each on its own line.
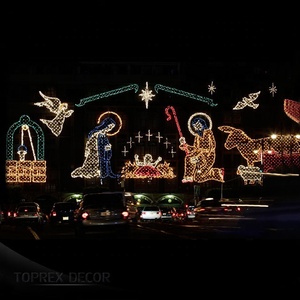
left=16, top=201, right=40, bottom=207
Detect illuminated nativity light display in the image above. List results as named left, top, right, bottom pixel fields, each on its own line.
left=71, top=111, right=122, bottom=184
left=139, top=81, right=155, bottom=109
left=233, top=91, right=261, bottom=110
left=6, top=115, right=47, bottom=183
left=5, top=81, right=300, bottom=189
left=71, top=83, right=218, bottom=183
left=121, top=154, right=176, bottom=179
left=34, top=91, right=74, bottom=137
left=284, top=98, right=300, bottom=124
left=218, top=125, right=300, bottom=184
left=165, top=106, right=224, bottom=184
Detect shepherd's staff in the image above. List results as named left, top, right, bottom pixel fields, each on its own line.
left=165, top=105, right=189, bottom=154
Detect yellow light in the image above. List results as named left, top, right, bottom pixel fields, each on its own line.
left=180, top=112, right=224, bottom=183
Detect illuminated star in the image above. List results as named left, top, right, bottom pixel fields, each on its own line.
left=139, top=82, right=155, bottom=109
left=269, top=82, right=277, bottom=97
left=208, top=81, right=216, bottom=95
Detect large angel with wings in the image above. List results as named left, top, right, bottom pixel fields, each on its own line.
left=34, top=91, right=74, bottom=136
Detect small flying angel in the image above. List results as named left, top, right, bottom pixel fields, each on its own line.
left=233, top=91, right=261, bottom=110
left=34, top=91, right=74, bottom=136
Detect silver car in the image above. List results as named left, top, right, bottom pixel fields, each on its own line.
left=13, top=205, right=44, bottom=226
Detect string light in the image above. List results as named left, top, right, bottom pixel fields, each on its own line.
left=155, top=84, right=217, bottom=107
left=6, top=115, right=46, bottom=183
left=233, top=91, right=260, bottom=110
left=178, top=112, right=224, bottom=183
left=75, top=84, right=139, bottom=107
left=269, top=82, right=277, bottom=97
left=208, top=81, right=216, bottom=95
left=219, top=125, right=300, bottom=183
left=71, top=111, right=122, bottom=180
left=34, top=91, right=74, bottom=137
left=121, top=153, right=176, bottom=179
left=284, top=98, right=300, bottom=124
left=139, top=82, right=155, bottom=109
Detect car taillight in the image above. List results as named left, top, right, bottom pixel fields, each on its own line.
left=52, top=211, right=57, bottom=217
left=81, top=212, right=89, bottom=219
left=122, top=211, right=129, bottom=219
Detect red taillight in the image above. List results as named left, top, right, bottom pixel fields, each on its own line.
left=81, top=212, right=89, bottom=219
left=122, top=211, right=129, bottom=219
left=52, top=211, right=57, bottom=217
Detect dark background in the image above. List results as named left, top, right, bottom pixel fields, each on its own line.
left=2, top=3, right=300, bottom=298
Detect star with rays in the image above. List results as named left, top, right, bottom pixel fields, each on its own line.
left=269, top=82, right=277, bottom=97
left=208, top=81, right=216, bottom=95
left=139, top=81, right=155, bottom=109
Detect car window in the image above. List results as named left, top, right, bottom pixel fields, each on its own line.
left=144, top=206, right=160, bottom=211
left=82, top=193, right=125, bottom=209
left=200, top=200, right=221, bottom=207
left=54, top=203, right=77, bottom=210
left=18, top=206, right=37, bottom=213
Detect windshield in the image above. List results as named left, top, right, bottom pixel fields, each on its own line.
left=82, top=193, right=125, bottom=209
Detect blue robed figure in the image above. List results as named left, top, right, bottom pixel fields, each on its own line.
left=88, top=117, right=120, bottom=181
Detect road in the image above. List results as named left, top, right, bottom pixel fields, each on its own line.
left=1, top=208, right=300, bottom=298
left=2, top=203, right=300, bottom=241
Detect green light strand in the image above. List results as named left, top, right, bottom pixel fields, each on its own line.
left=75, top=84, right=139, bottom=107
left=6, top=115, right=45, bottom=160
left=154, top=84, right=218, bottom=107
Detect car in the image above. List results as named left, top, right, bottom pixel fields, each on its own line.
left=194, top=198, right=241, bottom=221
left=139, top=205, right=162, bottom=222
left=13, top=201, right=49, bottom=224
left=172, top=207, right=188, bottom=222
left=13, top=204, right=44, bottom=226
left=185, top=204, right=196, bottom=219
left=127, top=204, right=139, bottom=223
left=73, top=192, right=130, bottom=237
left=49, top=201, right=78, bottom=225
left=159, top=206, right=175, bottom=222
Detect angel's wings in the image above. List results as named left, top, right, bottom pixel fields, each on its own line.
left=34, top=91, right=62, bottom=114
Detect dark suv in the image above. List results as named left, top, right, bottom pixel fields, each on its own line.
left=49, top=201, right=78, bottom=225
left=73, top=192, right=130, bottom=237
